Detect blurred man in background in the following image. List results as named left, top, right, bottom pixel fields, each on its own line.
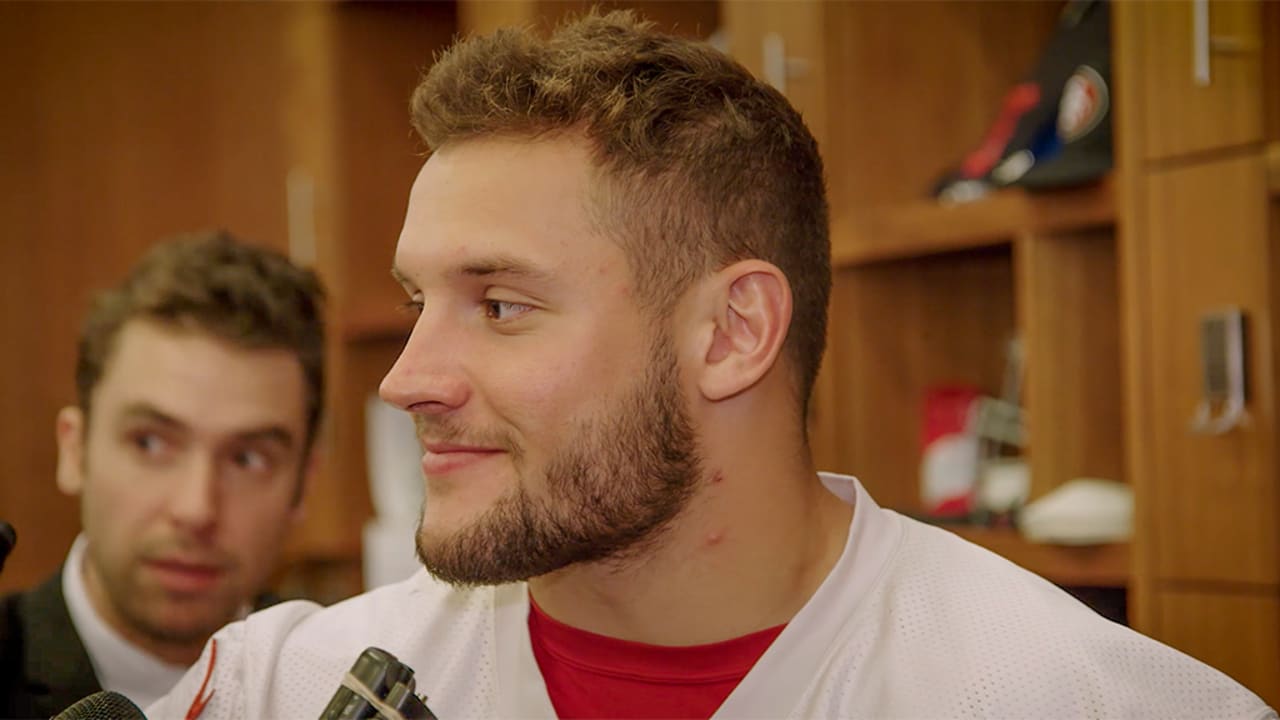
left=0, top=232, right=326, bottom=716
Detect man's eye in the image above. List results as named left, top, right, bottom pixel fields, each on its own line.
left=400, top=299, right=424, bottom=316
left=484, top=299, right=532, bottom=321
left=131, top=433, right=167, bottom=456
left=231, top=448, right=271, bottom=473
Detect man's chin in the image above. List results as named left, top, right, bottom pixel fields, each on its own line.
left=131, top=600, right=244, bottom=646
left=415, top=534, right=543, bottom=588
left=138, top=616, right=232, bottom=648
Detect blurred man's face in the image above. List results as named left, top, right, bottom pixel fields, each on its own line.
left=57, top=318, right=309, bottom=661
left=380, top=136, right=703, bottom=585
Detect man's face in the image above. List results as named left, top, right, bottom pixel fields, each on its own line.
left=380, top=136, right=703, bottom=585
left=57, top=319, right=309, bottom=651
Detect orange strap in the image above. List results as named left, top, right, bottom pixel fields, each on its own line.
left=183, top=638, right=218, bottom=720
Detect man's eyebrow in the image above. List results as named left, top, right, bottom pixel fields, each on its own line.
left=233, top=427, right=296, bottom=450
left=118, top=403, right=296, bottom=449
left=457, top=256, right=553, bottom=283
left=119, top=403, right=184, bottom=429
left=391, top=257, right=555, bottom=287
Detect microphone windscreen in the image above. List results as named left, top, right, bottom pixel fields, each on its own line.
left=52, top=690, right=147, bottom=720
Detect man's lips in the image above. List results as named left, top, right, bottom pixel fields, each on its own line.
left=144, top=558, right=226, bottom=593
left=421, top=442, right=504, bottom=475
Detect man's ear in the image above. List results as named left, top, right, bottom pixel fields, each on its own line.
left=55, top=406, right=87, bottom=496
left=698, top=260, right=792, bottom=402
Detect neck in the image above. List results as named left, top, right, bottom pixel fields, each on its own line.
left=528, top=410, right=852, bottom=646
left=79, top=552, right=207, bottom=665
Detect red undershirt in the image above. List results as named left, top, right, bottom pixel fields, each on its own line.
left=528, top=598, right=786, bottom=720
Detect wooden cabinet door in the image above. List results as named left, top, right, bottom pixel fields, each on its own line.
left=1141, top=152, right=1277, bottom=585
left=1127, top=0, right=1265, bottom=161
left=1153, top=588, right=1280, bottom=707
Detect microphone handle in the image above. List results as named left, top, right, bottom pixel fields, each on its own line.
left=319, top=647, right=438, bottom=720
left=385, top=682, right=436, bottom=720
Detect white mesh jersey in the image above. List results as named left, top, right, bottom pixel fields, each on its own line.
left=147, top=473, right=1275, bottom=720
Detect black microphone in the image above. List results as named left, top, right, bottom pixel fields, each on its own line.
left=52, top=690, right=147, bottom=719
left=319, top=647, right=437, bottom=720
left=0, top=520, right=15, bottom=575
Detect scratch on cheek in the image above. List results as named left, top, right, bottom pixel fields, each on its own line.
left=709, top=471, right=724, bottom=485
left=705, top=530, right=725, bottom=547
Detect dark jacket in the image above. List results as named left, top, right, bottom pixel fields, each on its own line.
left=0, top=571, right=101, bottom=719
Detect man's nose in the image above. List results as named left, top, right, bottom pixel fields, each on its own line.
left=379, top=309, right=471, bottom=415
left=168, top=456, right=218, bottom=534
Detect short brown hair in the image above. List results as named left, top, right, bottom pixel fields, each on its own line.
left=410, top=10, right=830, bottom=419
left=76, top=231, right=327, bottom=453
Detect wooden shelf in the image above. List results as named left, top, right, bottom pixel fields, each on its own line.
left=941, top=524, right=1129, bottom=588
left=831, top=175, right=1116, bottom=268
left=340, top=306, right=415, bottom=342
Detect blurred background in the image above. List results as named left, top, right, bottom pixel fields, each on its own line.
left=0, top=0, right=1276, bottom=706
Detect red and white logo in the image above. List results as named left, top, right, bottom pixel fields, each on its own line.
left=1057, top=65, right=1108, bottom=143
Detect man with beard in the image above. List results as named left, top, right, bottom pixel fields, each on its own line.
left=0, top=232, right=325, bottom=716
left=148, top=11, right=1272, bottom=720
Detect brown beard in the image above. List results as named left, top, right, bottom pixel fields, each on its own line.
left=414, top=334, right=702, bottom=586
